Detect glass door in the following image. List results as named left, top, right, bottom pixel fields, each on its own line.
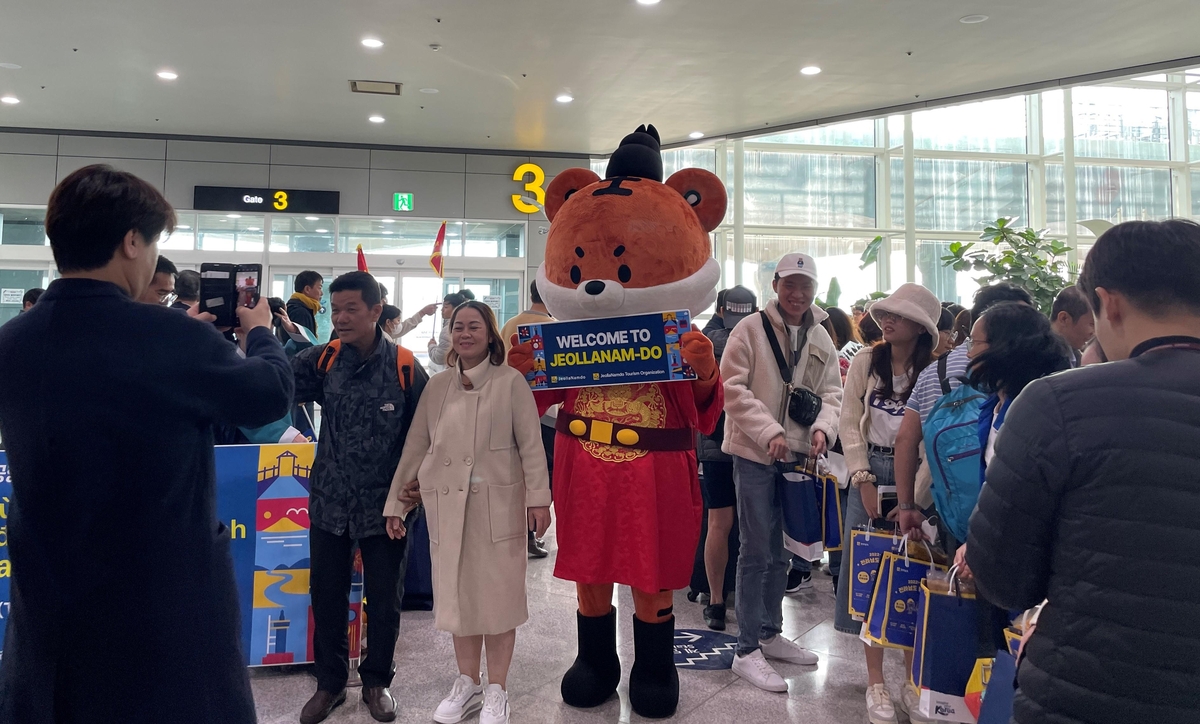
left=270, top=267, right=335, bottom=343
left=0, top=267, right=51, bottom=326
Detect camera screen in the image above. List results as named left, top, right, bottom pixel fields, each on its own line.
left=236, top=271, right=259, bottom=308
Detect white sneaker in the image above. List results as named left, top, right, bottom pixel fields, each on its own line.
left=480, top=683, right=509, bottom=724
left=898, top=683, right=935, bottom=723
left=759, top=635, right=820, bottom=665
left=866, top=683, right=898, bottom=724
left=732, top=649, right=788, bottom=692
left=433, top=674, right=483, bottom=724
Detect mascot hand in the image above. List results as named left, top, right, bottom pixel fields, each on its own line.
left=680, top=327, right=717, bottom=382
left=508, top=334, right=536, bottom=376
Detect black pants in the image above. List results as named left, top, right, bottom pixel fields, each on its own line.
left=310, top=526, right=410, bottom=692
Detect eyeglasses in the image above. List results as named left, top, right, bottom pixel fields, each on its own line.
left=875, top=310, right=903, bottom=324
left=966, top=336, right=987, bottom=351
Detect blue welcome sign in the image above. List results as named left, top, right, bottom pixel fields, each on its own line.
left=518, top=310, right=696, bottom=390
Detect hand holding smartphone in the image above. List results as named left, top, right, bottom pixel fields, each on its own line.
left=199, top=263, right=262, bottom=328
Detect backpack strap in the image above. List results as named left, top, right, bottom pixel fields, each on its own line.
left=937, top=353, right=951, bottom=395
left=317, top=339, right=342, bottom=374
left=395, top=345, right=415, bottom=390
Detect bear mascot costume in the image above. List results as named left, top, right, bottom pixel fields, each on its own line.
left=508, top=125, right=726, bottom=718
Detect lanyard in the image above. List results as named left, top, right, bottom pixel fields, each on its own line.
left=1129, top=336, right=1200, bottom=359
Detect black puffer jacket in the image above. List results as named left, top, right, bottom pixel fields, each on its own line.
left=968, top=342, right=1200, bottom=724
left=697, top=322, right=731, bottom=462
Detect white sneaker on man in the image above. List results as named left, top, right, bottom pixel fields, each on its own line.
left=479, top=683, right=509, bottom=724
left=897, top=683, right=935, bottom=723
left=759, top=635, right=820, bottom=665
left=866, top=683, right=898, bottom=724
left=433, top=674, right=483, bottom=724
left=732, top=649, right=788, bottom=692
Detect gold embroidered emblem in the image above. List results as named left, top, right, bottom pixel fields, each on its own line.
left=572, top=384, right=666, bottom=462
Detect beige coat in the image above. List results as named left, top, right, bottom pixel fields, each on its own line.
left=720, top=300, right=843, bottom=464
left=384, top=361, right=551, bottom=636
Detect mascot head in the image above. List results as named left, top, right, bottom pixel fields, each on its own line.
left=537, top=124, right=727, bottom=321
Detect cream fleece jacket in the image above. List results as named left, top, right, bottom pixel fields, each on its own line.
left=720, top=300, right=843, bottom=464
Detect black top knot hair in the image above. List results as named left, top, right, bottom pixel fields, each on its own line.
left=605, top=124, right=663, bottom=182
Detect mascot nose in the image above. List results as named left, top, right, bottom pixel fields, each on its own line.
left=584, top=280, right=606, bottom=296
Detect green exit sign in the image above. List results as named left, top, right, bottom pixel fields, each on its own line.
left=393, top=193, right=415, bottom=212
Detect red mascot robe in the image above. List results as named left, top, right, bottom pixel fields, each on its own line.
left=536, top=379, right=722, bottom=593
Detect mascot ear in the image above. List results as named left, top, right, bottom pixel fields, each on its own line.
left=545, top=168, right=601, bottom=222
left=666, top=168, right=727, bottom=232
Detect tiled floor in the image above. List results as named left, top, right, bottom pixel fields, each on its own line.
left=250, top=525, right=911, bottom=724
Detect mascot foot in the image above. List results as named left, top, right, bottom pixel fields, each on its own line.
left=561, top=609, right=621, bottom=708
left=629, top=615, right=679, bottom=719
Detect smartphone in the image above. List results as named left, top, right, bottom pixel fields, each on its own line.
left=877, top=484, right=899, bottom=520
left=199, top=263, right=262, bottom=327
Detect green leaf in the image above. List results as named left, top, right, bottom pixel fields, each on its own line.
left=859, top=236, right=884, bottom=270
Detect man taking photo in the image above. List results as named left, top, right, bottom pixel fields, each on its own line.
left=292, top=271, right=428, bottom=724
left=720, top=252, right=843, bottom=692
left=0, top=164, right=293, bottom=724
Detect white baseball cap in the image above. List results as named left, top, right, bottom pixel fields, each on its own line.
left=775, top=252, right=819, bottom=282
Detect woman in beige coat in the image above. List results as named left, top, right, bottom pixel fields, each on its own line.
left=384, top=300, right=550, bottom=724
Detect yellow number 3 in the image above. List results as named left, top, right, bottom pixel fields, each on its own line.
left=511, top=163, right=545, bottom=214
left=273, top=190, right=288, bottom=210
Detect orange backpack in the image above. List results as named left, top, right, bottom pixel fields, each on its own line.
left=316, top=339, right=418, bottom=390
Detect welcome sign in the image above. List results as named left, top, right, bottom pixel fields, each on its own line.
left=518, top=310, right=696, bottom=390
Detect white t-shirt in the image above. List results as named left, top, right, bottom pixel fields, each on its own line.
left=985, top=411, right=1003, bottom=466
left=866, top=373, right=910, bottom=447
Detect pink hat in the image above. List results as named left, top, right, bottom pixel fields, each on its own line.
left=870, top=283, right=941, bottom=339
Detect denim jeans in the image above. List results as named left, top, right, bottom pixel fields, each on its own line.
left=834, top=450, right=895, bottom=635
left=732, top=456, right=790, bottom=656
left=827, top=486, right=850, bottom=577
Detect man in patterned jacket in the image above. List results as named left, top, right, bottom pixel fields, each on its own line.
left=292, top=271, right=428, bottom=724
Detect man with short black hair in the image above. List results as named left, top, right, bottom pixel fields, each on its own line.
left=969, top=219, right=1200, bottom=724
left=289, top=270, right=324, bottom=336
left=1050, top=286, right=1095, bottom=365
left=172, top=269, right=201, bottom=311
left=293, top=271, right=428, bottom=724
left=20, top=288, right=43, bottom=311
left=0, top=164, right=293, bottom=724
left=138, top=254, right=177, bottom=305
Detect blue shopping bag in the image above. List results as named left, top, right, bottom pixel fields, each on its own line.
left=865, top=549, right=945, bottom=649
left=779, top=462, right=823, bottom=560
left=976, top=651, right=1017, bottom=724
left=911, top=573, right=980, bottom=722
left=401, top=506, right=433, bottom=611
left=848, top=527, right=903, bottom=619
left=820, top=473, right=843, bottom=551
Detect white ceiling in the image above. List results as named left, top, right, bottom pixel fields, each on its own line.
left=1, top=0, right=1198, bottom=155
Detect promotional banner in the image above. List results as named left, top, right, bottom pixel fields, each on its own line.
left=0, top=445, right=364, bottom=668
left=517, top=310, right=696, bottom=390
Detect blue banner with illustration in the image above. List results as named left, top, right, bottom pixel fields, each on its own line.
left=518, top=310, right=696, bottom=390
left=0, top=445, right=363, bottom=668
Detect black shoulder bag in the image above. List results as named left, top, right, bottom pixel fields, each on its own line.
left=759, top=311, right=823, bottom=427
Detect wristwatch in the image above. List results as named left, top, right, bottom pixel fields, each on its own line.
left=898, top=502, right=918, bottom=511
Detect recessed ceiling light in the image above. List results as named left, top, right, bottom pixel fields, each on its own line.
left=381, top=218, right=396, bottom=223
left=383, top=230, right=394, bottom=235
left=157, top=71, right=178, bottom=80
left=361, top=38, right=384, bottom=48
left=0, top=96, right=18, bottom=104
left=419, top=88, right=439, bottom=94
left=800, top=66, right=822, bottom=76
left=689, top=131, right=705, bottom=139
left=316, top=228, right=330, bottom=233
left=637, top=0, right=661, bottom=4
left=0, top=63, right=21, bottom=70
left=305, top=216, right=320, bottom=221
left=369, top=115, right=385, bottom=123
left=177, top=225, right=191, bottom=230
left=247, top=227, right=261, bottom=231
left=960, top=14, right=988, bottom=23
left=226, top=214, right=241, bottom=219
left=556, top=94, right=574, bottom=103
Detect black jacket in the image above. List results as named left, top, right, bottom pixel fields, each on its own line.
left=0, top=279, right=293, bottom=724
left=968, top=340, right=1200, bottom=724
left=697, top=324, right=731, bottom=462
left=287, top=296, right=318, bottom=333
left=293, top=331, right=427, bottom=539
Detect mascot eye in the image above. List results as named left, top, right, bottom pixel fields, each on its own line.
left=571, top=265, right=582, bottom=284
left=575, top=247, right=585, bottom=258
left=684, top=190, right=702, bottom=207
left=613, top=245, right=626, bottom=257
left=618, top=264, right=632, bottom=283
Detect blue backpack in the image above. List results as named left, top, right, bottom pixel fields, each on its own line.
left=921, top=355, right=987, bottom=543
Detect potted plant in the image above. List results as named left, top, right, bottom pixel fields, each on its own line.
left=940, top=217, right=1072, bottom=316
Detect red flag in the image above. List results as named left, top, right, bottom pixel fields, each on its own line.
left=429, top=221, right=447, bottom=278
left=356, top=244, right=369, bottom=273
